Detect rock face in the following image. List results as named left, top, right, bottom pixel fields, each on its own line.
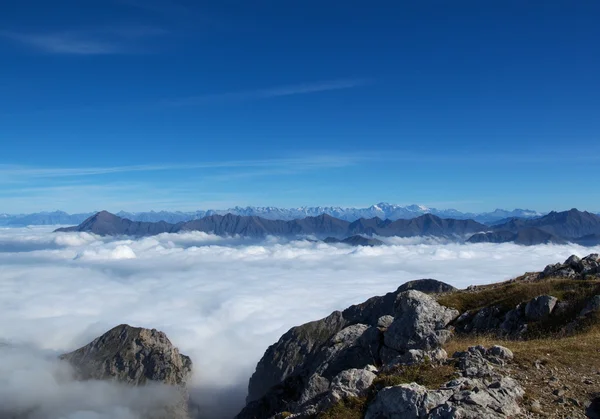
left=61, top=324, right=192, bottom=418
left=383, top=290, right=458, bottom=352
left=238, top=283, right=459, bottom=419
left=524, top=295, right=558, bottom=321
left=365, top=345, right=524, bottom=419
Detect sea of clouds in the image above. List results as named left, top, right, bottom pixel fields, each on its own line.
left=1, top=226, right=598, bottom=418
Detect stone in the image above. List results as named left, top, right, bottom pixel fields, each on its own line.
left=377, top=315, right=394, bottom=329
left=486, top=345, right=513, bottom=361
left=525, top=295, right=558, bottom=321
left=329, top=367, right=377, bottom=400
left=383, top=348, right=448, bottom=372
left=529, top=400, right=543, bottom=414
left=580, top=295, right=600, bottom=317
left=364, top=382, right=437, bottom=419
left=384, top=290, right=459, bottom=352
left=565, top=254, right=582, bottom=270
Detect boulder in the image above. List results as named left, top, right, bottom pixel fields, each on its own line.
left=580, top=295, right=600, bottom=317
left=524, top=295, right=558, bottom=321
left=384, top=290, right=459, bottom=352
left=329, top=367, right=377, bottom=400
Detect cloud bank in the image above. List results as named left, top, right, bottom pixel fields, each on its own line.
left=0, top=227, right=598, bottom=418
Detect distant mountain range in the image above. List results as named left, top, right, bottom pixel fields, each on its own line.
left=0, top=203, right=550, bottom=226
left=55, top=208, right=600, bottom=246
left=56, top=211, right=487, bottom=239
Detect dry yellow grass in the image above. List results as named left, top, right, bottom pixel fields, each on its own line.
left=445, top=326, right=600, bottom=367
left=437, top=278, right=600, bottom=314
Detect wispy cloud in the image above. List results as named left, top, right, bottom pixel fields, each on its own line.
left=0, top=154, right=368, bottom=181
left=2, top=25, right=167, bottom=55
left=163, top=79, right=371, bottom=106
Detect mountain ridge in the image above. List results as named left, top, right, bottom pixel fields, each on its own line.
left=0, top=203, right=551, bottom=226
left=54, top=209, right=600, bottom=245
left=56, top=211, right=488, bottom=239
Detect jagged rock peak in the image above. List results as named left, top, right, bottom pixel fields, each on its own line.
left=60, top=324, right=192, bottom=386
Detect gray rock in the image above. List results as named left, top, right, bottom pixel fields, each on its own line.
left=396, top=279, right=457, bottom=295
left=247, top=310, right=347, bottom=402
left=60, top=324, right=192, bottom=418
left=499, top=303, right=526, bottom=335
left=60, top=324, right=192, bottom=386
left=383, top=349, right=448, bottom=372
left=540, top=254, right=600, bottom=279
left=246, top=282, right=457, bottom=406
left=365, top=382, right=447, bottom=419
left=524, top=295, right=558, bottom=321
left=377, top=315, right=395, bottom=329
left=486, top=345, right=513, bottom=361
left=384, top=290, right=459, bottom=352
left=580, top=295, right=600, bottom=317
left=329, top=367, right=377, bottom=400
left=565, top=254, right=582, bottom=270
left=366, top=346, right=523, bottom=419
left=581, top=253, right=600, bottom=275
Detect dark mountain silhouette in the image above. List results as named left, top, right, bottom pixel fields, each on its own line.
left=56, top=211, right=486, bottom=239
left=323, top=235, right=384, bottom=247
left=467, top=228, right=566, bottom=245
left=574, top=234, right=600, bottom=246
left=56, top=209, right=599, bottom=245
left=492, top=209, right=600, bottom=239
left=57, top=211, right=177, bottom=236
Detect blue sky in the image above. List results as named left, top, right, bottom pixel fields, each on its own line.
left=1, top=0, right=599, bottom=214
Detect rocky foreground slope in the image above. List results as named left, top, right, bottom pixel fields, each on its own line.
left=237, top=253, right=600, bottom=419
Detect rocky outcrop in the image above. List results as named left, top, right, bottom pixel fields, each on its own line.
left=238, top=286, right=459, bottom=418
left=365, top=345, right=524, bottom=419
left=396, top=279, right=457, bottom=294
left=61, top=324, right=192, bottom=418
left=539, top=254, right=600, bottom=279
left=245, top=279, right=456, bottom=405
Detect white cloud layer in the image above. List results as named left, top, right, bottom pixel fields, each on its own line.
left=0, top=226, right=598, bottom=418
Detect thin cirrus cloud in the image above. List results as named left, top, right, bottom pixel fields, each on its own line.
left=0, top=154, right=369, bottom=181
left=2, top=25, right=167, bottom=55
left=161, top=78, right=372, bottom=107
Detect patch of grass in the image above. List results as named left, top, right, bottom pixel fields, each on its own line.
left=372, top=363, right=457, bottom=390
left=316, top=396, right=366, bottom=419
left=437, top=278, right=600, bottom=314
left=444, top=325, right=600, bottom=368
